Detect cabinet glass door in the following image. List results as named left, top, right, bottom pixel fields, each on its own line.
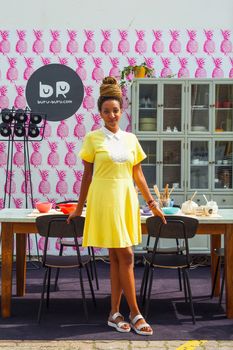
left=140, top=140, right=157, bottom=188
left=215, top=84, right=233, bottom=132
left=163, top=84, right=182, bottom=132
left=138, top=84, right=157, bottom=132
left=190, top=140, right=209, bottom=189
left=190, top=84, right=210, bottom=132
left=162, top=140, right=182, bottom=189
left=214, top=141, right=232, bottom=189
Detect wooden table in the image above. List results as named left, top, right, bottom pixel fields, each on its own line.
left=1, top=208, right=233, bottom=318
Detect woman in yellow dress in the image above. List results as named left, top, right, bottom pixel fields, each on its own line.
left=68, top=77, right=166, bottom=336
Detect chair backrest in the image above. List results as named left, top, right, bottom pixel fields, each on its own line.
left=36, top=215, right=85, bottom=265
left=146, top=215, right=198, bottom=266
left=36, top=215, right=85, bottom=239
left=146, top=215, right=198, bottom=240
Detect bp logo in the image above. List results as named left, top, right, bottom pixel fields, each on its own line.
left=26, top=64, right=84, bottom=122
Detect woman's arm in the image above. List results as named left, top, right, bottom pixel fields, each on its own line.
left=67, top=160, right=93, bottom=222
left=133, top=163, right=166, bottom=224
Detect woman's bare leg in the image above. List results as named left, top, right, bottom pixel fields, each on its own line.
left=114, top=247, right=152, bottom=333
left=108, top=248, right=130, bottom=330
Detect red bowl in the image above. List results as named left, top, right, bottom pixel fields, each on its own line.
left=223, top=101, right=232, bottom=108
left=215, top=101, right=223, bottom=108
left=57, top=203, right=77, bottom=214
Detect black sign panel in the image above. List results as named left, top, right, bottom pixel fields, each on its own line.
left=26, top=64, right=84, bottom=122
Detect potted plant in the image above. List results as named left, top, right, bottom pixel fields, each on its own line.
left=120, top=62, right=155, bottom=87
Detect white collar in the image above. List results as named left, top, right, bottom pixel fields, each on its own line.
left=102, top=126, right=123, bottom=140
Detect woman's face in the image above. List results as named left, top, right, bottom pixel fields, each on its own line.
left=100, top=99, right=122, bottom=133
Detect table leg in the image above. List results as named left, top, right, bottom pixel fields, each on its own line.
left=1, top=223, right=14, bottom=318
left=210, top=234, right=221, bottom=296
left=16, top=233, right=27, bottom=296
left=225, top=224, right=233, bottom=318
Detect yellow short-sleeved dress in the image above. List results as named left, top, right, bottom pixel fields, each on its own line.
left=79, top=128, right=146, bottom=248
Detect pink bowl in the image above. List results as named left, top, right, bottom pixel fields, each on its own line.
left=36, top=202, right=52, bottom=213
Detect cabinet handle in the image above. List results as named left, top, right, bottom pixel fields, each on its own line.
left=222, top=199, right=226, bottom=202
left=209, top=104, right=215, bottom=108
left=197, top=199, right=200, bottom=202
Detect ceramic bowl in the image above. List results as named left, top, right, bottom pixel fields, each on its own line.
left=162, top=207, right=179, bottom=215
left=36, top=202, right=52, bottom=213
left=57, top=203, right=77, bottom=214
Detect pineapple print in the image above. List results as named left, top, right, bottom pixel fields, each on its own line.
left=92, top=57, right=104, bottom=83
left=101, top=30, right=113, bottom=55
left=49, top=30, right=61, bottom=55
left=47, top=142, right=60, bottom=167
left=91, top=114, right=102, bottom=130
left=195, top=58, right=207, bottom=78
left=0, top=142, right=7, bottom=167
left=32, top=30, right=44, bottom=55
left=160, top=57, right=172, bottom=78
left=64, top=142, right=77, bottom=167
left=169, top=30, right=181, bottom=55
left=30, top=142, right=42, bottom=167
left=24, top=57, right=34, bottom=80
left=0, top=86, right=9, bottom=109
left=38, top=170, right=51, bottom=195
left=212, top=58, right=224, bottom=78
left=40, top=120, right=52, bottom=139
left=14, top=86, right=26, bottom=109
left=73, top=170, right=83, bottom=195
left=125, top=113, right=132, bottom=132
left=83, top=30, right=96, bottom=55
left=83, top=86, right=95, bottom=111
left=15, top=30, right=27, bottom=55
left=5, top=171, right=16, bottom=194
left=0, top=30, right=10, bottom=54
left=66, top=30, right=78, bottom=55
left=13, top=197, right=23, bottom=208
left=21, top=170, right=32, bottom=194
left=118, top=30, right=130, bottom=55
left=152, top=30, right=164, bottom=55
left=135, top=30, right=147, bottom=55
left=229, top=57, right=233, bottom=78
left=178, top=57, right=189, bottom=78
left=74, top=114, right=86, bottom=140
left=13, top=142, right=24, bottom=167
left=75, top=57, right=87, bottom=81
left=186, top=30, right=198, bottom=55
left=57, top=120, right=69, bottom=139
left=6, top=57, right=18, bottom=82
left=109, top=57, right=120, bottom=79
left=203, top=30, right=215, bottom=55
left=220, top=30, right=232, bottom=56
left=56, top=170, right=68, bottom=197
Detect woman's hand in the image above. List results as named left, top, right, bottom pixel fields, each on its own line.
left=151, top=205, right=167, bottom=224
left=67, top=207, right=82, bottom=224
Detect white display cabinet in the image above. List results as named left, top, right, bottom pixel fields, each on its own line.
left=132, top=78, right=233, bottom=252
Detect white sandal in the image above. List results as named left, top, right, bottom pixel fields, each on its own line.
left=129, top=314, right=153, bottom=336
left=107, top=312, right=131, bottom=333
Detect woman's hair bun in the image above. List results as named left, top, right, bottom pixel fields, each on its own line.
left=102, top=76, right=118, bottom=85
left=100, top=76, right=122, bottom=98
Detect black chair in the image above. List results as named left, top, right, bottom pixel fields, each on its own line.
left=140, top=215, right=198, bottom=324
left=211, top=247, right=225, bottom=305
left=54, top=200, right=99, bottom=291
left=143, top=205, right=185, bottom=292
left=36, top=215, right=96, bottom=323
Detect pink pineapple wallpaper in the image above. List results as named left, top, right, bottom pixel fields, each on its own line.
left=0, top=28, right=232, bottom=255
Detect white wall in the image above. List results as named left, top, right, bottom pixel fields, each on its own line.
left=1, top=0, right=233, bottom=27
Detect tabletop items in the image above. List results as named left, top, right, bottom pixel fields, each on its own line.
left=181, top=192, right=218, bottom=216
left=153, top=184, right=174, bottom=208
